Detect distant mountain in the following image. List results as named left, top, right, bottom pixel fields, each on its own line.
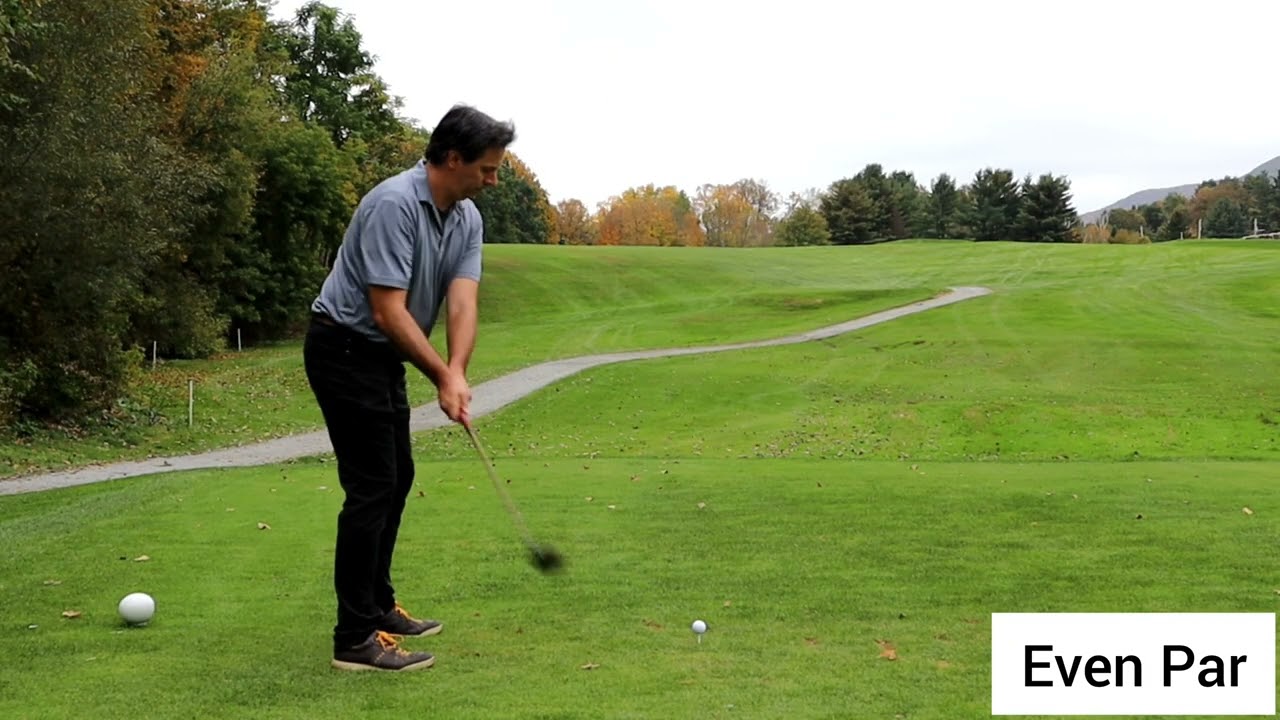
left=1079, top=154, right=1280, bottom=224
left=1252, top=154, right=1280, bottom=176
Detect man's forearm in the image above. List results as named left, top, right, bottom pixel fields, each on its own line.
left=374, top=305, right=451, bottom=386
left=446, top=301, right=477, bottom=372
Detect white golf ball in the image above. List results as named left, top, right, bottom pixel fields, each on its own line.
left=118, top=592, right=156, bottom=625
left=691, top=619, right=707, bottom=634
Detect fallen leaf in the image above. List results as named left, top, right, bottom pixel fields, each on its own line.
left=257, top=522, right=271, bottom=530
left=643, top=619, right=664, bottom=631
left=937, top=660, right=953, bottom=670
left=318, top=486, right=328, bottom=491
left=585, top=496, right=593, bottom=502
left=62, top=610, right=82, bottom=619
left=723, top=600, right=732, bottom=608
left=417, top=491, right=425, bottom=498
left=133, top=555, right=150, bottom=562
left=875, top=639, right=898, bottom=660
left=580, top=663, right=600, bottom=671
left=805, top=637, right=820, bottom=646
left=43, top=580, right=62, bottom=586
left=1243, top=507, right=1255, bottom=516
left=607, top=505, right=616, bottom=510
left=226, top=508, right=236, bottom=512
left=816, top=482, right=823, bottom=488
left=1135, top=514, right=1144, bottom=520
left=696, top=502, right=707, bottom=510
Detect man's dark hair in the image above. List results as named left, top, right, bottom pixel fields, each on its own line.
left=424, top=104, right=516, bottom=165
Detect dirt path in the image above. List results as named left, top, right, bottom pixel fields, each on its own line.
left=0, top=286, right=992, bottom=496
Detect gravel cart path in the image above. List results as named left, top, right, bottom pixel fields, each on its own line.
left=0, top=286, right=992, bottom=496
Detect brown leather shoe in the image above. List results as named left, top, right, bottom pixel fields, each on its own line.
left=331, top=630, right=435, bottom=672
left=378, top=603, right=443, bottom=637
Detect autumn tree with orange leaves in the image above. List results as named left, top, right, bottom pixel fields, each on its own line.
left=694, top=179, right=778, bottom=247
left=596, top=185, right=706, bottom=246
left=555, top=199, right=599, bottom=245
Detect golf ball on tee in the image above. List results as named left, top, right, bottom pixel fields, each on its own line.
left=691, top=620, right=707, bottom=634
left=118, top=592, right=155, bottom=625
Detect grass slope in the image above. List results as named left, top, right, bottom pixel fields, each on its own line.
left=7, top=240, right=1279, bottom=476
left=2, top=245, right=935, bottom=477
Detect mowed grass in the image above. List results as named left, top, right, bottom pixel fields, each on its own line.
left=412, top=240, right=1280, bottom=466
left=1, top=239, right=1279, bottom=718
left=5, top=240, right=1280, bottom=476
left=1, top=458, right=1275, bottom=720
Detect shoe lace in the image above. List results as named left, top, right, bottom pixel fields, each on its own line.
left=394, top=602, right=412, bottom=619
left=374, top=630, right=408, bottom=656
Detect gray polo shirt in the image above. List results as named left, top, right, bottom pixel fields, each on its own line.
left=312, top=159, right=483, bottom=343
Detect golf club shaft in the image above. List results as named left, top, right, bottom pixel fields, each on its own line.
left=464, top=423, right=536, bottom=548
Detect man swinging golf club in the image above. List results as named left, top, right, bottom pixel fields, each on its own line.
left=304, top=104, right=514, bottom=672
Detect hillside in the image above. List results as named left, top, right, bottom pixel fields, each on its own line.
left=1080, top=154, right=1280, bottom=224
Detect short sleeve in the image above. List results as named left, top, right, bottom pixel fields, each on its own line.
left=454, top=209, right=483, bottom=282
left=360, top=196, right=416, bottom=289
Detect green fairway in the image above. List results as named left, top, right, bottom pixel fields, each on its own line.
left=5, top=240, right=1280, bottom=476
left=2, top=240, right=1279, bottom=718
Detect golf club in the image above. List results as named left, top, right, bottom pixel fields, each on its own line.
left=463, top=422, right=564, bottom=574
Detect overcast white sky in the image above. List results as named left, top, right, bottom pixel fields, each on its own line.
left=267, top=0, right=1277, bottom=214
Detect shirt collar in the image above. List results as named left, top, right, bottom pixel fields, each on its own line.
left=412, top=159, right=454, bottom=233
left=411, top=159, right=433, bottom=206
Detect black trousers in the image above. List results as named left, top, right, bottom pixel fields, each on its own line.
left=303, top=316, right=416, bottom=651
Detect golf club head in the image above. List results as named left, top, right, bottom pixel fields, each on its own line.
left=529, top=544, right=565, bottom=574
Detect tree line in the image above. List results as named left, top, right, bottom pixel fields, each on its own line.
left=1082, top=174, right=1280, bottom=243
left=549, top=168, right=1076, bottom=248
left=1, top=0, right=1275, bottom=432
left=556, top=166, right=1280, bottom=248
left=1, top=0, right=438, bottom=430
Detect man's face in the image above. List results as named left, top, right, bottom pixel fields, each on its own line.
left=451, top=146, right=505, bottom=198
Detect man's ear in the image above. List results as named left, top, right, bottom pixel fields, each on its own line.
left=446, top=150, right=462, bottom=169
